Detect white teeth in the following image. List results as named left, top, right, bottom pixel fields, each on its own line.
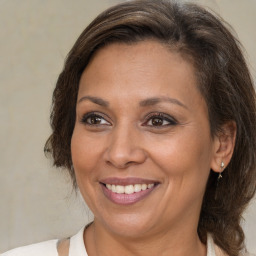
left=111, top=184, right=116, bottom=193
left=134, top=184, right=142, bottom=192
left=105, top=183, right=154, bottom=194
left=125, top=185, right=134, bottom=194
left=148, top=184, right=154, bottom=189
left=141, top=184, right=147, bottom=190
left=116, top=185, right=125, bottom=194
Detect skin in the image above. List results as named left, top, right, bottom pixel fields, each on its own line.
left=71, top=41, right=236, bottom=256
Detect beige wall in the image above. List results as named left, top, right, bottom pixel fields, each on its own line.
left=1, top=0, right=255, bottom=254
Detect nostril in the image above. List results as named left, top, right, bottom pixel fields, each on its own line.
left=105, top=160, right=133, bottom=169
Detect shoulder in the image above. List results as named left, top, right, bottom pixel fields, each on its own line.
left=1, top=239, right=58, bottom=256
left=0, top=224, right=90, bottom=256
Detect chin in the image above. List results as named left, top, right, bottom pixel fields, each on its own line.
left=96, top=210, right=158, bottom=238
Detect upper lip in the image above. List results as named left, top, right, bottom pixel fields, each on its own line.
left=100, top=177, right=160, bottom=186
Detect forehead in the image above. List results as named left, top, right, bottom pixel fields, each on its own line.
left=78, top=41, right=205, bottom=112
left=80, top=41, right=198, bottom=92
left=78, top=40, right=208, bottom=125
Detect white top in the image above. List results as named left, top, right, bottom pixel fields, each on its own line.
left=0, top=227, right=244, bottom=256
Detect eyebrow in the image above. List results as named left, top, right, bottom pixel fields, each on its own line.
left=139, top=96, right=188, bottom=109
left=78, top=96, right=109, bottom=107
left=78, top=95, right=187, bottom=109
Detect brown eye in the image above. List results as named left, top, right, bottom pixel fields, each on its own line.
left=151, top=117, right=164, bottom=126
left=144, top=113, right=177, bottom=127
left=90, top=116, right=102, bottom=124
left=81, top=113, right=110, bottom=126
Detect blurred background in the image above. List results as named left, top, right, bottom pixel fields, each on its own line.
left=0, top=0, right=255, bottom=253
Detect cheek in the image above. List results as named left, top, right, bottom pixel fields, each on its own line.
left=71, top=127, right=104, bottom=174
left=148, top=128, right=213, bottom=187
left=158, top=135, right=212, bottom=217
left=71, top=130, right=101, bottom=197
left=71, top=127, right=104, bottom=209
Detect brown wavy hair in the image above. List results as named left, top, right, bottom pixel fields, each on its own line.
left=45, top=0, right=256, bottom=255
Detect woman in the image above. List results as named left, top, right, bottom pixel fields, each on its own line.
left=2, top=0, right=256, bottom=255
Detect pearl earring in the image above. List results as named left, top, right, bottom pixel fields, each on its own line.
left=218, top=161, right=225, bottom=180
left=215, top=161, right=225, bottom=200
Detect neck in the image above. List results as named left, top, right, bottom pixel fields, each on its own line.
left=84, top=221, right=206, bottom=256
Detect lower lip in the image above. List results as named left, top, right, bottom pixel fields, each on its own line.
left=101, top=184, right=156, bottom=205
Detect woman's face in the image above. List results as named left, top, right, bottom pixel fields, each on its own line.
left=71, top=41, right=218, bottom=238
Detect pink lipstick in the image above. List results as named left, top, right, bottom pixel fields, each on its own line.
left=100, top=177, right=159, bottom=205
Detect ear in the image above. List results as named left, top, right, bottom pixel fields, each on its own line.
left=211, top=121, right=237, bottom=173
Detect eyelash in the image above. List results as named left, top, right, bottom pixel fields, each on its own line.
left=80, top=112, right=111, bottom=126
left=143, top=112, right=177, bottom=127
left=80, top=112, right=178, bottom=128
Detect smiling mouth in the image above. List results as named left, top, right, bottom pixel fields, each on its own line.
left=100, top=181, right=159, bottom=205
left=105, top=183, right=154, bottom=194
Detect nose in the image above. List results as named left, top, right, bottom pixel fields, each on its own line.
left=103, top=125, right=147, bottom=169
